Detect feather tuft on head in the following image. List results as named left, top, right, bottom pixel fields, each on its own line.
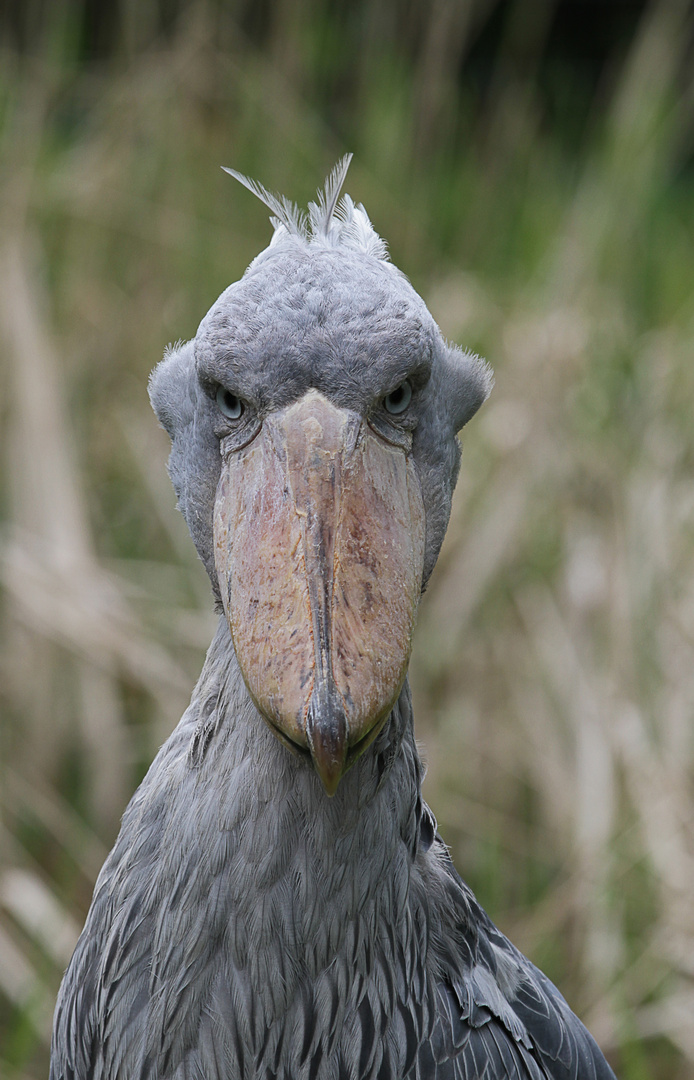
left=222, top=155, right=389, bottom=261
left=221, top=167, right=308, bottom=236
left=307, top=153, right=353, bottom=238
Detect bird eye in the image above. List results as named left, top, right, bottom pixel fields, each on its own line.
left=216, top=386, right=244, bottom=420
left=383, top=381, right=412, bottom=415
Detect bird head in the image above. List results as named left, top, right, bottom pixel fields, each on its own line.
left=150, top=157, right=492, bottom=795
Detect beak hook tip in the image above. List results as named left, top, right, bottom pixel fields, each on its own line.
left=306, top=683, right=349, bottom=796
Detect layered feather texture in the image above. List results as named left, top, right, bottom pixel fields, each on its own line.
left=51, top=621, right=616, bottom=1080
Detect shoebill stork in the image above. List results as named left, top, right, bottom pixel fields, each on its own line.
left=51, top=157, right=616, bottom=1080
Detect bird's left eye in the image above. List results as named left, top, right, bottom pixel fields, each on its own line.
left=383, top=381, right=412, bottom=415
left=216, top=386, right=244, bottom=420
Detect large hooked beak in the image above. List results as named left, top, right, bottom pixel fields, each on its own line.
left=213, top=390, right=425, bottom=795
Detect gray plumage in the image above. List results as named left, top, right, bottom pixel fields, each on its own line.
left=51, top=160, right=616, bottom=1080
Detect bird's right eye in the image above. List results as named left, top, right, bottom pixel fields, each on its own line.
left=383, top=380, right=412, bottom=416
left=216, top=386, right=244, bottom=420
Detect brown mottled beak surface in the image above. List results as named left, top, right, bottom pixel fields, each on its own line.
left=213, top=390, right=425, bottom=794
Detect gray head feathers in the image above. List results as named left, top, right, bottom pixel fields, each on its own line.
left=149, top=157, right=492, bottom=589
left=222, top=154, right=389, bottom=261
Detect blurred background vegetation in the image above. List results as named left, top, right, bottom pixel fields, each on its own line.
left=1, top=0, right=693, bottom=1076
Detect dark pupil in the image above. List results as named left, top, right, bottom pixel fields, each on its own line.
left=389, top=387, right=405, bottom=407
left=223, top=391, right=239, bottom=413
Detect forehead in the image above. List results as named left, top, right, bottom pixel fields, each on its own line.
left=194, top=248, right=437, bottom=409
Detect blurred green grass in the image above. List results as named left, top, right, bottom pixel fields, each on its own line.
left=1, top=2, right=694, bottom=1076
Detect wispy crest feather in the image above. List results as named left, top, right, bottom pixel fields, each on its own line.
left=222, top=155, right=389, bottom=261
left=221, top=167, right=307, bottom=236
left=307, top=153, right=353, bottom=238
